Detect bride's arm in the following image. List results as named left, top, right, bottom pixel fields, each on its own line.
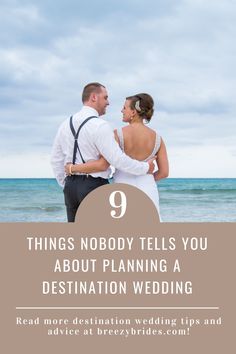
left=154, top=139, right=169, bottom=181
left=65, top=156, right=110, bottom=175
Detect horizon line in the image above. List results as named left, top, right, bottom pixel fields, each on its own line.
left=1, top=177, right=235, bottom=180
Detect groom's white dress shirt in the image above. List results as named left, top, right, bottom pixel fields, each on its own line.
left=51, top=106, right=149, bottom=187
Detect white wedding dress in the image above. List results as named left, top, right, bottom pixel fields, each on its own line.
left=113, top=128, right=162, bottom=219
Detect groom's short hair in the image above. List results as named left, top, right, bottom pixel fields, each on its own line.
left=82, top=82, right=105, bottom=103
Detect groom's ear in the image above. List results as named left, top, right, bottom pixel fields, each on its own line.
left=91, top=93, right=97, bottom=102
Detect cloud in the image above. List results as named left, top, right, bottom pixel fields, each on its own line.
left=0, top=152, right=53, bottom=178
left=168, top=144, right=236, bottom=178
left=0, top=0, right=235, bottom=177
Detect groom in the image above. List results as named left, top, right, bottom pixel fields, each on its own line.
left=51, top=82, right=156, bottom=222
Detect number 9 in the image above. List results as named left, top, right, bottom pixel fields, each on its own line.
left=109, top=191, right=127, bottom=219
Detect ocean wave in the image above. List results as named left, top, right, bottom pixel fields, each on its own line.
left=159, top=188, right=236, bottom=194
left=1, top=206, right=64, bottom=212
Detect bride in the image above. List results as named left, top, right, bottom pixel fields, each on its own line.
left=65, top=93, right=169, bottom=219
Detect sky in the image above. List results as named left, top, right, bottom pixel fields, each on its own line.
left=0, top=0, right=235, bottom=178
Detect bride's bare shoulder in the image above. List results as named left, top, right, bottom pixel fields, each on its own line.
left=122, top=125, right=133, bottom=138
left=147, top=126, right=159, bottom=138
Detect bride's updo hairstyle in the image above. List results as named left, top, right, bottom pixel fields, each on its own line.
left=126, top=93, right=154, bottom=122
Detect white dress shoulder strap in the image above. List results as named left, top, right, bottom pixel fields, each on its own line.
left=116, top=127, right=125, bottom=151
left=144, top=131, right=162, bottom=161
left=154, top=133, right=162, bottom=154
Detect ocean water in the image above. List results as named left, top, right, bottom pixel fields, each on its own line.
left=158, top=178, right=236, bottom=222
left=0, top=178, right=235, bottom=222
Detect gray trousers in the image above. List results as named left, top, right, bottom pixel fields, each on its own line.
left=63, top=175, right=109, bottom=222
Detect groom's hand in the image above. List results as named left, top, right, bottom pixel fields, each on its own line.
left=147, top=157, right=157, bottom=174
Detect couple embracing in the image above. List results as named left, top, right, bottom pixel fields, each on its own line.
left=51, top=82, right=169, bottom=222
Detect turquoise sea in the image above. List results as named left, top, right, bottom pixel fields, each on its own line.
left=0, top=178, right=235, bottom=222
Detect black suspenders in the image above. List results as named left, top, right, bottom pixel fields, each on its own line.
left=69, top=115, right=97, bottom=164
